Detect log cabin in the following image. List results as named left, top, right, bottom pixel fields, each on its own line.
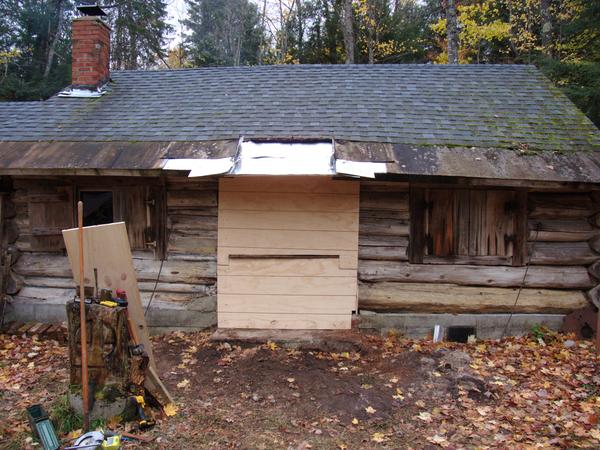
left=1, top=13, right=600, bottom=339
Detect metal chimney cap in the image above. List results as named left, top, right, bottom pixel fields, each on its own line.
left=76, top=3, right=107, bottom=16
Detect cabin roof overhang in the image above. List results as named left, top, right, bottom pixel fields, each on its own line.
left=0, top=139, right=599, bottom=184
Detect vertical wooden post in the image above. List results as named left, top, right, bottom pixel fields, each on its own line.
left=78, top=201, right=90, bottom=431
left=409, top=186, right=426, bottom=264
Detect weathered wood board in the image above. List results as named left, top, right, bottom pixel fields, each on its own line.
left=217, top=176, right=359, bottom=330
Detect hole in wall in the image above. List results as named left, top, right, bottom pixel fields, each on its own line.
left=446, top=326, right=476, bottom=343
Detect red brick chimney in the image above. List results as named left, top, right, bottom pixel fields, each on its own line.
left=71, top=16, right=110, bottom=89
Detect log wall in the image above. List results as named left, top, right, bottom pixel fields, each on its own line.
left=358, top=182, right=598, bottom=314
left=9, top=176, right=217, bottom=329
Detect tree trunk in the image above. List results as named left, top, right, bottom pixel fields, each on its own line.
left=446, top=0, right=459, bottom=64
left=43, top=0, right=64, bottom=80
left=297, top=0, right=303, bottom=61
left=258, top=0, right=267, bottom=65
left=342, top=0, right=354, bottom=64
left=540, top=0, right=553, bottom=57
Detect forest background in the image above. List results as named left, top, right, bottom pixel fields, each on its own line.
left=0, top=0, right=598, bottom=127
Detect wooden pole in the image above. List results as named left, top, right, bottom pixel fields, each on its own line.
left=78, top=201, right=90, bottom=431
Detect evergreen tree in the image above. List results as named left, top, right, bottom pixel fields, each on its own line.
left=185, top=0, right=265, bottom=66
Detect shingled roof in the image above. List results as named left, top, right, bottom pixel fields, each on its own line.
left=1, top=64, right=599, bottom=152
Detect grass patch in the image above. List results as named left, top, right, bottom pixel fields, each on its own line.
left=50, top=395, right=82, bottom=435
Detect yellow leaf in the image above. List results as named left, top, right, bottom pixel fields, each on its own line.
left=163, top=403, right=179, bottom=417
left=338, top=444, right=347, bottom=450
left=365, top=406, right=376, bottom=414
left=177, top=378, right=190, bottom=389
left=107, top=415, right=122, bottom=428
left=66, top=429, right=82, bottom=440
left=418, top=412, right=432, bottom=422
left=266, top=341, right=278, bottom=351
left=341, top=352, right=350, bottom=359
left=351, top=418, right=359, bottom=425
left=371, top=432, right=386, bottom=443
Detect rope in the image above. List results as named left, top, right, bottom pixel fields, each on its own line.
left=144, top=220, right=172, bottom=316
left=501, top=227, right=539, bottom=339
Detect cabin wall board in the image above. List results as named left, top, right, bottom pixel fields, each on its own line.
left=217, top=176, right=359, bottom=330
left=358, top=182, right=599, bottom=315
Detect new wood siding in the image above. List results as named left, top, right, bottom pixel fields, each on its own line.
left=217, top=176, right=359, bottom=329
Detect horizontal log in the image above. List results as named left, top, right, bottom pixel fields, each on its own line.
left=15, top=287, right=202, bottom=304
left=588, top=285, right=600, bottom=308
left=359, top=209, right=409, bottom=220
left=528, top=230, right=598, bottom=242
left=590, top=212, right=600, bottom=229
left=359, top=282, right=588, bottom=314
left=360, top=192, right=409, bottom=212
left=14, top=253, right=217, bottom=284
left=359, top=234, right=408, bottom=247
left=589, top=235, right=600, bottom=254
left=169, top=215, right=218, bottom=232
left=529, top=219, right=594, bottom=233
left=167, top=233, right=217, bottom=255
left=360, top=181, right=409, bottom=193
left=167, top=190, right=217, bottom=208
left=424, top=255, right=513, bottom=266
left=359, top=246, right=408, bottom=261
left=166, top=207, right=218, bottom=217
left=359, top=218, right=409, bottom=236
left=529, top=242, right=599, bottom=265
left=588, top=260, right=600, bottom=281
left=358, top=261, right=593, bottom=289
left=529, top=193, right=594, bottom=219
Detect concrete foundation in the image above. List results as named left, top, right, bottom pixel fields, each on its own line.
left=359, top=310, right=566, bottom=339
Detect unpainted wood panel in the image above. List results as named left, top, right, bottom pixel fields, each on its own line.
left=218, top=294, right=355, bottom=314
left=218, top=228, right=358, bottom=252
left=218, top=312, right=352, bottom=330
left=219, top=191, right=358, bottom=213
left=220, top=176, right=359, bottom=194
left=62, top=222, right=154, bottom=367
left=219, top=275, right=357, bottom=296
left=219, top=209, right=358, bottom=232
left=218, top=257, right=355, bottom=277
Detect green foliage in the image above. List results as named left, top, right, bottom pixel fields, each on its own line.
left=50, top=395, right=82, bottom=435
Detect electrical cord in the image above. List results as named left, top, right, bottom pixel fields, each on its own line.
left=501, top=226, right=540, bottom=339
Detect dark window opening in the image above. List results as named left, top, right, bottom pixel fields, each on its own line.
left=446, top=326, right=476, bottom=343
left=80, top=191, right=114, bottom=226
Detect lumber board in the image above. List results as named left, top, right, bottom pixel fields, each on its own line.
left=219, top=191, right=359, bottom=212
left=62, top=222, right=155, bottom=367
left=218, top=294, right=355, bottom=314
left=219, top=209, right=358, bottom=232
left=358, top=261, right=593, bottom=289
left=360, top=192, right=409, bottom=212
left=218, top=228, right=358, bottom=251
left=218, top=248, right=358, bottom=269
left=218, top=275, right=357, bottom=296
left=358, top=218, right=409, bottom=236
left=219, top=176, right=358, bottom=194
left=218, top=312, right=352, bottom=330
left=358, top=282, right=588, bottom=313
left=219, top=257, right=355, bottom=277
left=359, top=245, right=408, bottom=261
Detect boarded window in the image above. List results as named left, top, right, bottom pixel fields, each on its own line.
left=410, top=188, right=527, bottom=265
left=29, top=182, right=74, bottom=251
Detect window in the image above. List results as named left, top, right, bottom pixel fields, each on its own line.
left=409, top=187, right=526, bottom=266
left=80, top=191, right=114, bottom=226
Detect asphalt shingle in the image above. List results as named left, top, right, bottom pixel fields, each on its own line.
left=1, top=64, right=599, bottom=152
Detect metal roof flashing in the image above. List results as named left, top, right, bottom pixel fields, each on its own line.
left=162, top=139, right=388, bottom=178
left=58, top=84, right=109, bottom=98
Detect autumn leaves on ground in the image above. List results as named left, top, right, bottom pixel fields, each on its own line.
left=0, top=329, right=599, bottom=449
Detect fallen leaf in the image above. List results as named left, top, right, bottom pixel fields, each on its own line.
left=177, top=379, right=190, bottom=389
left=365, top=406, right=376, bottom=414
left=371, top=432, right=386, bottom=443
left=351, top=418, right=359, bottom=425
left=163, top=403, right=178, bottom=417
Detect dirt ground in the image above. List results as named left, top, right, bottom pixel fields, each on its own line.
left=1, top=328, right=599, bottom=449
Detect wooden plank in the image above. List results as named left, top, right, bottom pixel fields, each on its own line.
left=220, top=176, right=358, bottom=194
left=529, top=193, right=594, bottom=219
left=360, top=192, right=409, bottom=212
left=62, top=222, right=154, bottom=367
left=219, top=257, right=354, bottom=277
left=358, top=260, right=594, bottom=289
left=219, top=191, right=358, bottom=212
left=218, top=312, right=352, bottom=330
left=218, top=228, right=358, bottom=251
left=358, top=234, right=408, bottom=247
left=359, top=282, right=588, bottom=313
left=219, top=210, right=358, bottom=232
left=218, top=275, right=357, bottom=296
left=167, top=190, right=217, bottom=208
left=360, top=181, right=409, bottom=192
left=408, top=186, right=425, bottom=264
left=428, top=189, right=455, bottom=257
left=218, top=294, right=355, bottom=314
left=168, top=233, right=217, bottom=255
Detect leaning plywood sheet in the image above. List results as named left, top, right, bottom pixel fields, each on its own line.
left=62, top=222, right=172, bottom=404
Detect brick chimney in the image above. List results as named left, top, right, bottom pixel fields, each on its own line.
left=71, top=16, right=110, bottom=89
